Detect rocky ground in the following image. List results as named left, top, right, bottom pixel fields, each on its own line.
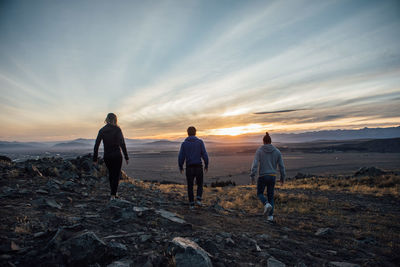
left=0, top=155, right=399, bottom=267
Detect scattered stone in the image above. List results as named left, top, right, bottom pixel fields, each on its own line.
left=225, top=237, right=235, bottom=247
left=58, top=231, right=108, bottom=266
left=267, top=257, right=286, bottom=267
left=33, top=232, right=47, bottom=238
left=329, top=262, right=360, bottom=267
left=168, top=237, right=212, bottom=267
left=107, top=241, right=128, bottom=257
left=156, top=209, right=188, bottom=225
left=33, top=197, right=62, bottom=210
left=107, top=259, right=133, bottom=267
left=315, top=228, right=333, bottom=236
left=140, top=234, right=152, bottom=243
left=36, top=189, right=49, bottom=194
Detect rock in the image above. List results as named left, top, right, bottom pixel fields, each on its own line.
left=168, top=237, right=212, bottom=267
left=329, top=262, right=360, bottom=267
left=36, top=189, right=49, bottom=194
left=33, top=198, right=62, bottom=210
left=225, top=237, right=235, bottom=247
left=58, top=231, right=109, bottom=265
left=354, top=167, right=385, bottom=177
left=315, top=228, right=333, bottom=236
left=156, top=209, right=189, bottom=226
left=140, top=234, right=152, bottom=243
left=267, top=257, right=286, bottom=267
left=107, top=259, right=133, bottom=267
left=201, top=240, right=219, bottom=255
left=107, top=241, right=128, bottom=257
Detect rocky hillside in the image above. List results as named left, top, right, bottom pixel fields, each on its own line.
left=0, top=155, right=399, bottom=266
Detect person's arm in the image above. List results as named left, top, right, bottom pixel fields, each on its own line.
left=278, top=152, right=286, bottom=184
left=93, top=130, right=102, bottom=162
left=178, top=143, right=185, bottom=173
left=250, top=150, right=259, bottom=183
left=119, top=128, right=129, bottom=163
left=200, top=140, right=209, bottom=172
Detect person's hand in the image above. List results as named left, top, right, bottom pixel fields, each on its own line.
left=125, top=159, right=129, bottom=165
left=204, top=167, right=208, bottom=174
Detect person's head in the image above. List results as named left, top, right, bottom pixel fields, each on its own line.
left=187, top=126, right=196, bottom=136
left=105, top=113, right=118, bottom=126
left=263, top=132, right=271, bottom=144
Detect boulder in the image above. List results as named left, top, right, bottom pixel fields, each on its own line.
left=168, top=237, right=212, bottom=267
left=58, top=231, right=108, bottom=266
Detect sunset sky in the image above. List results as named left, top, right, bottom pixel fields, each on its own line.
left=0, top=0, right=399, bottom=141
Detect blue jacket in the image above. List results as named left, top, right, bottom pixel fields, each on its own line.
left=250, top=144, right=286, bottom=181
left=178, top=136, right=209, bottom=170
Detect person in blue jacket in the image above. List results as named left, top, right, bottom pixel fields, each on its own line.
left=178, top=126, right=209, bottom=209
left=250, top=132, right=286, bottom=222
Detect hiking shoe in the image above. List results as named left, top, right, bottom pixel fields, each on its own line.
left=196, top=200, right=202, bottom=206
left=263, top=203, right=272, bottom=214
left=267, top=216, right=274, bottom=222
left=110, top=196, right=116, bottom=201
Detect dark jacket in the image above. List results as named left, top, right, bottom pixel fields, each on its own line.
left=178, top=136, right=209, bottom=170
left=93, top=124, right=129, bottom=161
left=250, top=144, right=286, bottom=181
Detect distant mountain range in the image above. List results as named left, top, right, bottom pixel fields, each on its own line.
left=270, top=126, right=400, bottom=142
left=1, top=126, right=399, bottom=151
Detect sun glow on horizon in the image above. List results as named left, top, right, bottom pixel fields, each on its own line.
left=206, top=124, right=266, bottom=136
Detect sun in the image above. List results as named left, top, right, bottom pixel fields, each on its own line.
left=207, top=124, right=265, bottom=136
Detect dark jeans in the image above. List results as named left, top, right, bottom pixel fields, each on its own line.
left=257, top=175, right=276, bottom=216
left=104, top=156, right=122, bottom=196
left=186, top=165, right=203, bottom=204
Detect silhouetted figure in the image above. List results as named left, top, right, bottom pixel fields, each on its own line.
left=250, top=132, right=285, bottom=222
left=93, top=113, right=129, bottom=200
left=178, top=126, right=209, bottom=209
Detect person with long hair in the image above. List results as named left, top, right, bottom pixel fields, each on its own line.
left=250, top=132, right=286, bottom=222
left=93, top=113, right=129, bottom=200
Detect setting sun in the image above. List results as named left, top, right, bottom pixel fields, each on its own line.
left=206, top=124, right=265, bottom=136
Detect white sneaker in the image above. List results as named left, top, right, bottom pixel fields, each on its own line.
left=267, top=216, right=274, bottom=222
left=196, top=200, right=202, bottom=206
left=263, top=203, right=272, bottom=214
left=110, top=196, right=116, bottom=201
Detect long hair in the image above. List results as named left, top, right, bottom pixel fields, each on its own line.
left=263, top=132, right=271, bottom=144
left=105, top=113, right=118, bottom=126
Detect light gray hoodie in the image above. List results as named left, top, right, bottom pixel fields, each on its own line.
left=250, top=144, right=286, bottom=181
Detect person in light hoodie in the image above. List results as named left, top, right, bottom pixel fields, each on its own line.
left=250, top=132, right=286, bottom=222
left=178, top=126, right=209, bottom=209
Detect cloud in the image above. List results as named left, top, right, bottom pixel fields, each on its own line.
left=254, top=109, right=307, bottom=115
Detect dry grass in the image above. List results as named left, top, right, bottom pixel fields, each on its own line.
left=285, top=174, right=400, bottom=197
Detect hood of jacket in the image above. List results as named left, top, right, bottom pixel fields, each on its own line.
left=261, top=144, right=276, bottom=153
left=185, top=136, right=200, bottom=142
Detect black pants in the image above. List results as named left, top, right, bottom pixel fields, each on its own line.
left=104, top=156, right=122, bottom=196
left=186, top=165, right=203, bottom=204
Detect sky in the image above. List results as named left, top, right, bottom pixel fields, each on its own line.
left=0, top=0, right=399, bottom=141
